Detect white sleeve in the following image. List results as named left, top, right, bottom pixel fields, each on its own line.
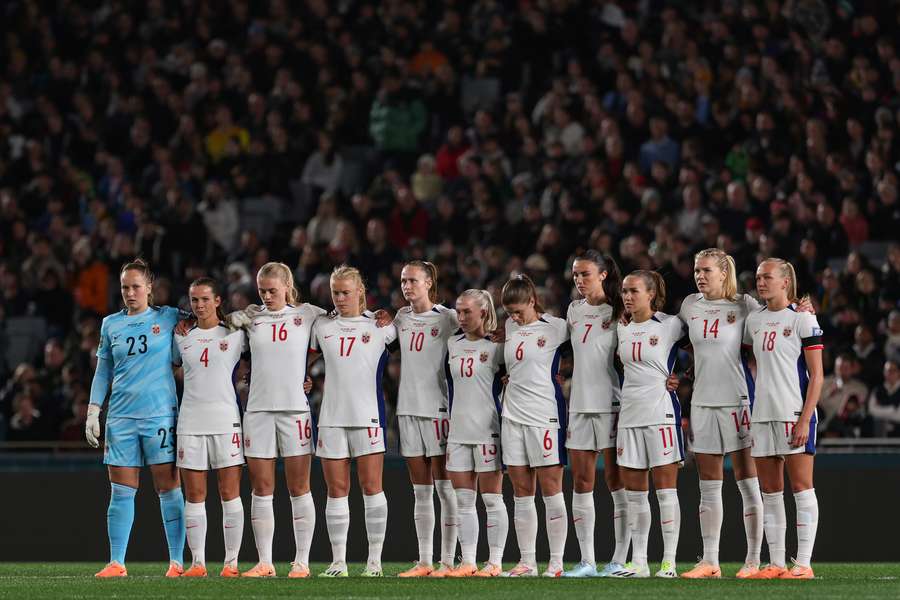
left=743, top=294, right=762, bottom=312
left=383, top=323, right=398, bottom=345
left=553, top=315, right=570, bottom=343
left=310, top=320, right=321, bottom=351
left=742, top=318, right=753, bottom=346
left=677, top=296, right=691, bottom=323
left=799, top=313, right=823, bottom=348
left=446, top=308, right=459, bottom=329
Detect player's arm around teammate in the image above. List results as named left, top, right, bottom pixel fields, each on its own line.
left=499, top=274, right=569, bottom=578
left=742, top=259, right=824, bottom=580
left=87, top=259, right=186, bottom=578
left=173, top=278, right=247, bottom=578
left=313, top=266, right=392, bottom=578
left=443, top=290, right=508, bottom=578
left=241, top=262, right=325, bottom=578
left=564, top=251, right=630, bottom=578
left=611, top=271, right=686, bottom=579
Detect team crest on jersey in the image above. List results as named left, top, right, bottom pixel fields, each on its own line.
left=601, top=319, right=611, bottom=330
left=294, top=316, right=303, bottom=327
left=727, top=311, right=736, bottom=324
left=361, top=332, right=371, bottom=344
left=783, top=327, right=792, bottom=337
left=649, top=335, right=659, bottom=346
left=431, top=326, right=440, bottom=337
left=480, top=351, right=489, bottom=363
left=220, top=340, right=229, bottom=352
left=537, top=336, right=546, bottom=348
left=152, top=324, right=161, bottom=335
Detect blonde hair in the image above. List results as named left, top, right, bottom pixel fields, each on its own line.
left=459, top=289, right=498, bottom=332
left=761, top=258, right=799, bottom=303
left=694, top=248, right=739, bottom=301
left=120, top=258, right=155, bottom=305
left=501, top=274, right=545, bottom=313
left=330, top=264, right=367, bottom=312
left=257, top=262, right=299, bottom=304
left=628, top=270, right=667, bottom=311
left=404, top=260, right=439, bottom=303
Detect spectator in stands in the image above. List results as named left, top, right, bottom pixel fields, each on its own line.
left=820, top=353, right=869, bottom=435
left=869, top=360, right=900, bottom=437
left=69, top=237, right=109, bottom=318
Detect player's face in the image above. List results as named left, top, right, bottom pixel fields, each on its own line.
left=190, top=285, right=221, bottom=322
left=257, top=276, right=287, bottom=311
left=622, top=275, right=652, bottom=315
left=400, top=266, right=432, bottom=304
left=456, top=296, right=484, bottom=333
left=331, top=277, right=361, bottom=317
left=755, top=262, right=787, bottom=301
left=572, top=260, right=606, bottom=299
left=504, top=300, right=536, bottom=326
left=120, top=269, right=151, bottom=313
left=694, top=256, right=726, bottom=296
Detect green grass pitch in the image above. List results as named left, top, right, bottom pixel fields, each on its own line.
left=0, top=563, right=897, bottom=599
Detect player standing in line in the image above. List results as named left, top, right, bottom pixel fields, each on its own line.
left=678, top=249, right=765, bottom=579
left=240, top=262, right=325, bottom=578
left=563, top=252, right=631, bottom=578
left=173, top=278, right=247, bottom=578
left=444, top=290, right=508, bottom=578
left=310, top=266, right=394, bottom=578
left=500, top=274, right=569, bottom=578
left=743, top=259, right=823, bottom=579
left=610, top=271, right=686, bottom=579
left=393, top=262, right=461, bottom=578
left=87, top=259, right=186, bottom=577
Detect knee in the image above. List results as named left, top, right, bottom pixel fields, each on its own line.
left=603, top=469, right=621, bottom=491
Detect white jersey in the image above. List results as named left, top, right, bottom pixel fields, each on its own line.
left=744, top=307, right=823, bottom=423
left=680, top=293, right=760, bottom=408
left=503, top=314, right=569, bottom=428
left=247, top=303, right=326, bottom=412
left=446, top=333, right=504, bottom=444
left=174, top=325, right=246, bottom=435
left=311, top=314, right=398, bottom=428
left=567, top=300, right=621, bottom=413
left=617, top=312, right=687, bottom=428
left=394, top=305, right=459, bottom=418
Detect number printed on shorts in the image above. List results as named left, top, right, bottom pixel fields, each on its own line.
left=231, top=433, right=241, bottom=448
left=157, top=426, right=175, bottom=449
left=731, top=408, right=751, bottom=432
left=367, top=427, right=379, bottom=438
left=481, top=443, right=498, bottom=456
left=543, top=429, right=553, bottom=451
left=296, top=418, right=312, bottom=441
left=658, top=426, right=674, bottom=449
left=784, top=422, right=796, bottom=438
left=432, top=418, right=449, bottom=441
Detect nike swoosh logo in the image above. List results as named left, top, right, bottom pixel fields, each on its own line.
left=165, top=518, right=180, bottom=523
left=542, top=453, right=552, bottom=458
left=371, top=440, right=381, bottom=445
left=663, top=450, right=673, bottom=455
left=691, top=316, right=699, bottom=320
left=738, top=435, right=748, bottom=440
left=484, top=458, right=495, bottom=463
left=293, top=517, right=306, bottom=521
left=186, top=525, right=198, bottom=529
left=486, top=524, right=495, bottom=528
left=573, top=518, right=583, bottom=523
left=662, top=520, right=674, bottom=525
left=231, top=452, right=240, bottom=457
left=225, top=525, right=237, bottom=529
left=550, top=516, right=562, bottom=521
left=324, top=335, right=333, bottom=339
left=744, top=513, right=755, bottom=517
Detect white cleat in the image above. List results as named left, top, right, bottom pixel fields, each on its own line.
left=607, top=562, right=651, bottom=578
left=655, top=561, right=678, bottom=578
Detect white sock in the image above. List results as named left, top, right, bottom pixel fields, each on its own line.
left=221, top=497, right=244, bottom=567
left=363, top=492, right=388, bottom=567
left=793, top=488, right=819, bottom=567
left=325, top=496, right=350, bottom=565
left=290, top=492, right=315, bottom=567
left=412, top=484, right=435, bottom=565
left=626, top=490, right=651, bottom=568
left=698, top=480, right=723, bottom=566
left=250, top=494, right=274, bottom=565
left=184, top=501, right=207, bottom=566
left=611, top=488, right=630, bottom=565
left=513, top=495, right=537, bottom=565
left=455, top=488, right=478, bottom=565
left=482, top=493, right=508, bottom=566
left=571, top=491, right=596, bottom=566
left=656, top=488, right=680, bottom=564
left=435, top=480, right=458, bottom=566
left=543, top=493, right=567, bottom=566
left=737, top=477, right=763, bottom=566
left=761, top=491, right=786, bottom=567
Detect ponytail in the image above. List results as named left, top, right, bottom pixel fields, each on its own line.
left=189, top=277, right=227, bottom=322
left=694, top=247, right=740, bottom=301
left=121, top=258, right=155, bottom=305
left=331, top=264, right=368, bottom=313
left=459, top=289, right=498, bottom=332
left=501, top=273, right=545, bottom=314
left=575, top=250, right=624, bottom=319
left=405, top=260, right=439, bottom=304
left=630, top=270, right=667, bottom=311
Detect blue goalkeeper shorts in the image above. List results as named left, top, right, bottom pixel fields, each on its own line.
left=104, top=415, right=177, bottom=467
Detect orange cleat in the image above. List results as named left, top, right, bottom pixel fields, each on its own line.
left=735, top=563, right=760, bottom=579
left=95, top=562, right=127, bottom=578
left=746, top=564, right=788, bottom=579
left=681, top=562, right=722, bottom=579
left=220, top=565, right=240, bottom=578
left=165, top=562, right=184, bottom=578
left=288, top=562, right=311, bottom=579
left=779, top=563, right=814, bottom=579
left=473, top=563, right=503, bottom=577
left=242, top=563, right=276, bottom=578
left=445, top=563, right=478, bottom=578
left=429, top=562, right=454, bottom=578
left=183, top=564, right=207, bottom=577
left=398, top=563, right=434, bottom=578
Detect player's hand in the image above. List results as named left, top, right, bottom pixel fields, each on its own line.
left=501, top=374, right=509, bottom=386
left=795, top=295, right=816, bottom=314
left=665, top=373, right=680, bottom=392
left=488, top=327, right=506, bottom=343
left=303, top=376, right=313, bottom=394
left=373, top=309, right=393, bottom=328
left=175, top=317, right=196, bottom=336
left=790, top=418, right=810, bottom=447
left=226, top=304, right=263, bottom=331
left=85, top=404, right=102, bottom=448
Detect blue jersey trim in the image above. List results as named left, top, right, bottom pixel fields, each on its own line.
left=551, top=348, right=568, bottom=466
left=445, top=350, right=454, bottom=415
left=670, top=390, right=685, bottom=460
left=741, top=354, right=756, bottom=411
left=376, top=349, right=389, bottom=429
left=492, top=373, right=503, bottom=417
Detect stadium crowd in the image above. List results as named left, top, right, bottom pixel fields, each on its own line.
left=1, top=0, right=899, bottom=445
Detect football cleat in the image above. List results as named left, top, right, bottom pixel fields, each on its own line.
left=473, top=562, right=503, bottom=577
left=288, top=562, right=310, bottom=578
left=361, top=563, right=384, bottom=577
left=608, top=562, right=651, bottom=578
left=318, top=562, right=348, bottom=578
left=220, top=565, right=240, bottom=578
left=502, top=562, right=538, bottom=577
left=182, top=564, right=208, bottom=577
left=746, top=564, right=788, bottom=579
left=428, top=562, right=455, bottom=578
left=594, top=561, right=626, bottom=577
left=445, top=563, right=478, bottom=578
left=542, top=561, right=564, bottom=578
left=242, top=562, right=276, bottom=578
left=681, top=561, right=721, bottom=579
left=734, top=563, right=760, bottom=579
left=95, top=562, right=127, bottom=578
left=655, top=561, right=677, bottom=578
left=165, top=561, right=184, bottom=578
left=778, top=560, right=814, bottom=579
left=398, top=562, right=434, bottom=578
left=563, top=561, right=598, bottom=577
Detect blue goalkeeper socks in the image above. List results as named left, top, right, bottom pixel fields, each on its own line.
left=107, top=483, right=137, bottom=565
left=158, top=488, right=185, bottom=565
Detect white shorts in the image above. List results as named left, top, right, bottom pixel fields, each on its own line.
left=317, top=426, right=385, bottom=459
left=751, top=420, right=817, bottom=458
left=176, top=433, right=245, bottom=470
left=446, top=441, right=502, bottom=472
left=616, top=424, right=684, bottom=470
left=566, top=412, right=619, bottom=452
left=399, top=415, right=448, bottom=458
left=690, top=405, right=752, bottom=455
left=500, top=419, right=564, bottom=468
left=243, top=411, right=314, bottom=459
